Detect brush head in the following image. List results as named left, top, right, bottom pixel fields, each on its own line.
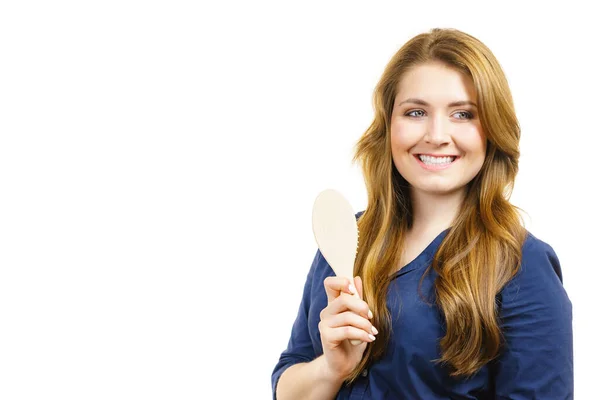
left=311, top=189, right=359, bottom=280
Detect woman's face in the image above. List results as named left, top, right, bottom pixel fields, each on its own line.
left=390, top=62, right=486, bottom=197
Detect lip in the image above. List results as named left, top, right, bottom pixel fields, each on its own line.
left=416, top=153, right=459, bottom=157
left=413, top=154, right=460, bottom=171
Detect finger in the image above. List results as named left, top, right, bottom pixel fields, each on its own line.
left=353, top=276, right=373, bottom=319
left=354, top=276, right=363, bottom=300
left=323, top=276, right=355, bottom=303
left=322, top=325, right=376, bottom=345
left=322, top=292, right=371, bottom=320
left=326, top=311, right=378, bottom=337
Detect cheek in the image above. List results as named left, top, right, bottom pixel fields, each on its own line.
left=390, top=121, right=419, bottom=149
left=458, top=127, right=486, bottom=156
left=474, top=133, right=487, bottom=158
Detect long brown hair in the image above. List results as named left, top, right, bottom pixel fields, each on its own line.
left=349, top=28, right=527, bottom=381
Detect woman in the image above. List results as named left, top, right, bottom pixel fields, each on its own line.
left=272, top=28, right=573, bottom=399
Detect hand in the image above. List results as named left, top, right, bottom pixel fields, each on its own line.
left=318, top=276, right=377, bottom=381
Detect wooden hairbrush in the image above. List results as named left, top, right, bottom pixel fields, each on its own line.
left=312, top=189, right=362, bottom=345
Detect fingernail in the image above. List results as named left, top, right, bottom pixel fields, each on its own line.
left=368, top=310, right=373, bottom=319
left=371, top=326, right=378, bottom=335
left=348, top=284, right=357, bottom=295
left=368, top=334, right=376, bottom=341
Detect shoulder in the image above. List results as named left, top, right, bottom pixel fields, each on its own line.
left=499, top=230, right=570, bottom=312
left=518, top=231, right=563, bottom=284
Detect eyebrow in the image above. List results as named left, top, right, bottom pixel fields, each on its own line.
left=398, top=98, right=478, bottom=108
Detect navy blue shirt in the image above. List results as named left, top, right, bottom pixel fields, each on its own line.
left=272, top=213, right=573, bottom=399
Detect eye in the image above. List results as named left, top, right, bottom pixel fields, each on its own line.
left=405, top=109, right=426, bottom=118
left=453, top=111, right=474, bottom=120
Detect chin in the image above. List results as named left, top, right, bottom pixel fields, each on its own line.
left=415, top=185, right=462, bottom=196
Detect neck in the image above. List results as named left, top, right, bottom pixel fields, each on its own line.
left=409, top=187, right=466, bottom=235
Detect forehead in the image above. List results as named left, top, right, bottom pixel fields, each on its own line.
left=395, top=62, right=477, bottom=103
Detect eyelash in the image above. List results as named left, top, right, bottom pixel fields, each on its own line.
left=405, top=109, right=474, bottom=120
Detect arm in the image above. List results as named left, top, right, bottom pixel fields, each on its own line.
left=271, top=250, right=344, bottom=400
left=492, top=236, right=573, bottom=399
left=272, top=250, right=374, bottom=399
left=276, top=355, right=345, bottom=400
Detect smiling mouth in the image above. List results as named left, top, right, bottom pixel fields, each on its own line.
left=415, top=154, right=458, bottom=166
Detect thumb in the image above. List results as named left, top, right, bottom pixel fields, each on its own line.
left=354, top=276, right=364, bottom=300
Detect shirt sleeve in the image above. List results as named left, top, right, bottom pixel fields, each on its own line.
left=492, top=235, right=573, bottom=399
left=271, top=249, right=322, bottom=399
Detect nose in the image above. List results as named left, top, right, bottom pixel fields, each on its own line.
left=424, top=114, right=451, bottom=145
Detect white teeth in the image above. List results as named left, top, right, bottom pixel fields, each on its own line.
left=418, top=155, right=456, bottom=165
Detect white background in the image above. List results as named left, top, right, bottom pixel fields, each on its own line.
left=1, top=1, right=597, bottom=398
